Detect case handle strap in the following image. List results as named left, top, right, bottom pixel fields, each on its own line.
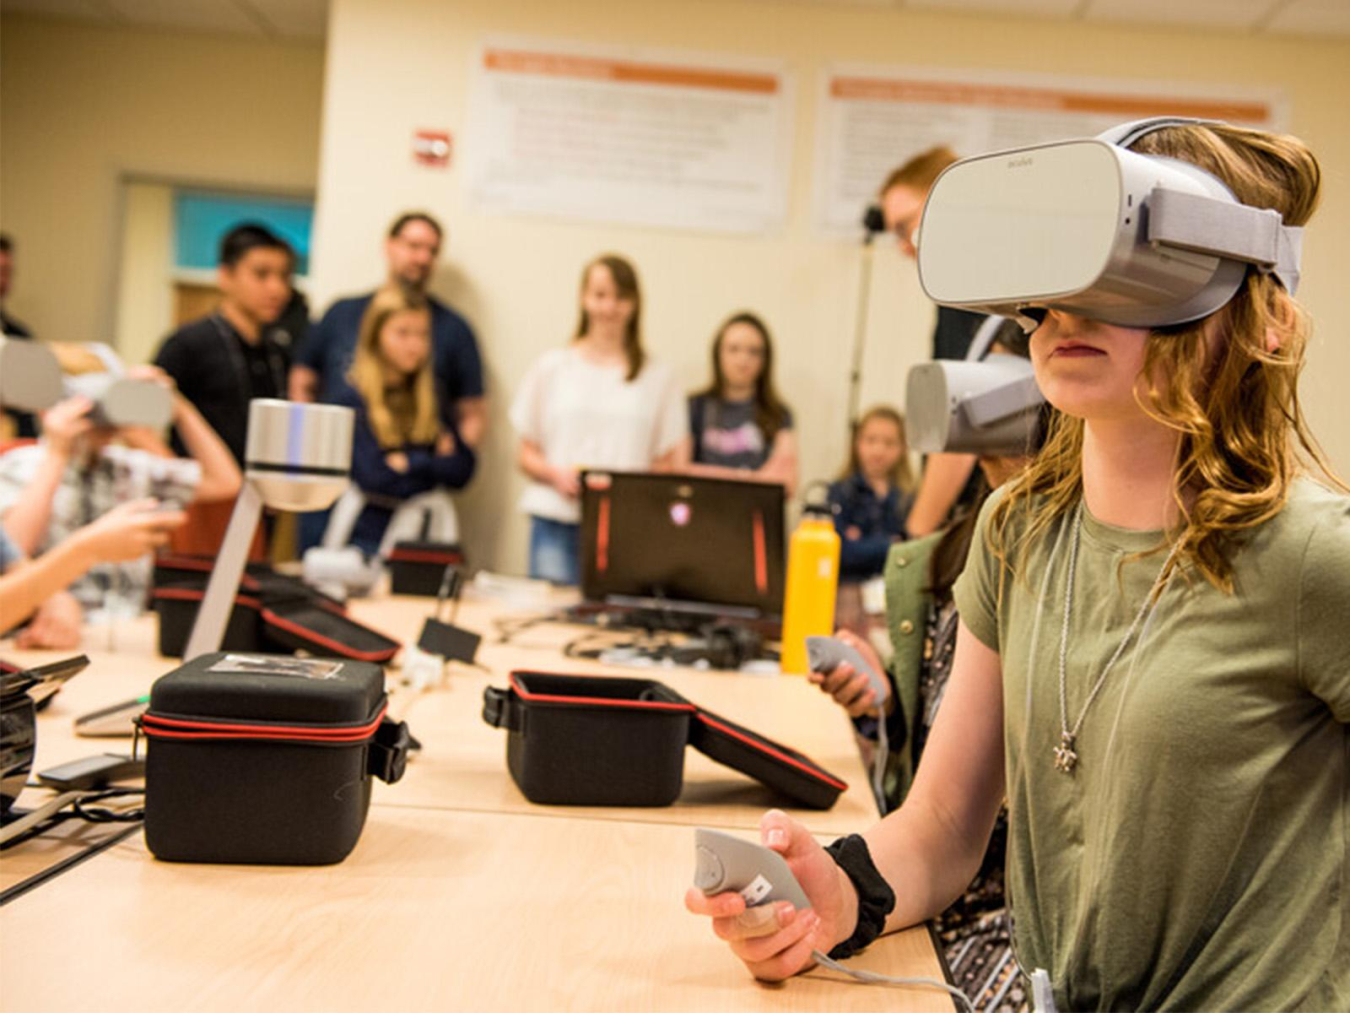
left=368, top=718, right=412, bottom=784
left=481, top=686, right=521, bottom=732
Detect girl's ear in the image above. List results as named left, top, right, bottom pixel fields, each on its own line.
left=1265, top=326, right=1282, bottom=354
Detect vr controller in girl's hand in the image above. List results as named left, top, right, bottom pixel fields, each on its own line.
left=693, top=827, right=809, bottom=908
left=805, top=636, right=889, bottom=705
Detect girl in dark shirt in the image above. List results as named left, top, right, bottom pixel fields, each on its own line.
left=337, top=285, right=474, bottom=554
left=827, top=405, right=915, bottom=581
left=684, top=312, right=798, bottom=494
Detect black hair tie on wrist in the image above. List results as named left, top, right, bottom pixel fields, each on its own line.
left=824, top=833, right=896, bottom=960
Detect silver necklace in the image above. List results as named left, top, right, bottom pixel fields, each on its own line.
left=1054, top=502, right=1182, bottom=774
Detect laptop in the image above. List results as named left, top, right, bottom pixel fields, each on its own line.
left=578, top=471, right=786, bottom=628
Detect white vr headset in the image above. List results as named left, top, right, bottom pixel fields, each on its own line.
left=0, top=336, right=172, bottom=429
left=906, top=117, right=1304, bottom=454
left=906, top=317, right=1045, bottom=455
left=0, top=337, right=65, bottom=414
left=917, top=117, right=1304, bottom=330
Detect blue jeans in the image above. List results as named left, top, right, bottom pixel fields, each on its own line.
left=528, top=516, right=580, bottom=585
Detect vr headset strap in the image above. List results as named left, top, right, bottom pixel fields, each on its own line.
left=1148, top=188, right=1304, bottom=293
left=964, top=315, right=1007, bottom=362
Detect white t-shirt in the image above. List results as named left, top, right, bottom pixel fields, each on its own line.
left=509, top=346, right=688, bottom=523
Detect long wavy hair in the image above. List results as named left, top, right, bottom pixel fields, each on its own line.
left=693, top=311, right=792, bottom=445
left=574, top=254, right=644, bottom=382
left=990, top=122, right=1343, bottom=593
left=348, top=284, right=439, bottom=450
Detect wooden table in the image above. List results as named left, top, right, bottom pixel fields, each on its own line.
left=0, top=593, right=950, bottom=1012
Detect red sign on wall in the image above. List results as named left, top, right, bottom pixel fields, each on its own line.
left=413, top=130, right=452, bottom=168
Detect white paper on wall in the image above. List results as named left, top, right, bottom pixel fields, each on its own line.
left=814, top=64, right=1286, bottom=237
left=465, top=38, right=793, bottom=235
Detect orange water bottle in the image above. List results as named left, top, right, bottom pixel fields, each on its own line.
left=779, top=501, right=841, bottom=675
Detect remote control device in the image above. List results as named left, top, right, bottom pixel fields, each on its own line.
left=805, top=636, right=889, bottom=705
left=693, top=828, right=809, bottom=909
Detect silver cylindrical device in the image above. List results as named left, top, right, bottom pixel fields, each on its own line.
left=243, top=399, right=354, bottom=512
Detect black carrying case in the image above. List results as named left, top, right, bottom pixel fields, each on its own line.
left=482, top=671, right=847, bottom=809
left=140, top=652, right=410, bottom=865
left=152, top=556, right=399, bottom=664
left=387, top=541, right=465, bottom=597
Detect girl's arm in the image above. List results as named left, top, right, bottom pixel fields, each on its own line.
left=755, top=429, right=799, bottom=496
left=126, top=368, right=241, bottom=504
left=3, top=397, right=92, bottom=555
left=417, top=429, right=476, bottom=490
left=905, top=453, right=978, bottom=537
left=685, top=621, right=1006, bottom=979
left=518, top=438, right=578, bottom=498
left=0, top=500, right=185, bottom=633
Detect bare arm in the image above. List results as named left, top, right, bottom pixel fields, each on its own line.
left=288, top=364, right=319, bottom=403
left=0, top=500, right=185, bottom=632
left=3, top=397, right=92, bottom=555
left=518, top=437, right=577, bottom=499
left=455, top=396, right=488, bottom=448
left=906, top=453, right=978, bottom=537
left=865, top=622, right=1006, bottom=930
left=755, top=429, right=799, bottom=496
left=685, top=620, right=1006, bottom=979
left=654, top=438, right=691, bottom=473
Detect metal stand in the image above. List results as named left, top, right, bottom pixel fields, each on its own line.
left=183, top=482, right=264, bottom=661
left=847, top=242, right=877, bottom=427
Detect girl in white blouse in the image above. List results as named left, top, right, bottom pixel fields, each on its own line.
left=510, top=254, right=686, bottom=584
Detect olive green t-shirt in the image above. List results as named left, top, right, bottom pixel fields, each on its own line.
left=952, top=479, right=1350, bottom=1011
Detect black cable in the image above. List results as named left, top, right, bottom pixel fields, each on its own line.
left=0, top=824, right=143, bottom=907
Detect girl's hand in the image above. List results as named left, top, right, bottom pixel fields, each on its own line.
left=40, top=396, right=94, bottom=460
left=385, top=452, right=410, bottom=474
left=845, top=525, right=862, bottom=541
left=551, top=466, right=580, bottom=499
left=806, top=629, right=889, bottom=718
left=683, top=809, right=856, bottom=981
left=71, top=499, right=185, bottom=564
left=435, top=431, right=457, bottom=456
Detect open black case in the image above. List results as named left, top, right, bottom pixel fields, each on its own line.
left=482, top=671, right=846, bottom=809
left=151, top=556, right=399, bottom=664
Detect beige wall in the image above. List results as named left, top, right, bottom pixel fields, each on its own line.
left=0, top=15, right=325, bottom=355
left=312, top=0, right=1350, bottom=576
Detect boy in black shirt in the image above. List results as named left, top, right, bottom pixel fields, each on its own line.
left=153, top=224, right=293, bottom=464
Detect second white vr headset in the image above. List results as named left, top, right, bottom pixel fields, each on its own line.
left=916, top=117, right=1304, bottom=330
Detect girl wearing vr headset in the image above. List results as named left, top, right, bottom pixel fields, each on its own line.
left=687, top=121, right=1348, bottom=1011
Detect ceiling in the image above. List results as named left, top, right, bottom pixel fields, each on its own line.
left=1, top=0, right=1347, bottom=41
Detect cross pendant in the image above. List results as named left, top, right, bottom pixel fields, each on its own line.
left=1054, top=732, right=1079, bottom=774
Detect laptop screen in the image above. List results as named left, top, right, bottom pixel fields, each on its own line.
left=578, top=471, right=786, bottom=618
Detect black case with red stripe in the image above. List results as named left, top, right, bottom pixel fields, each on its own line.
left=481, top=671, right=846, bottom=809
left=141, top=651, right=410, bottom=865
left=387, top=541, right=465, bottom=597
left=151, top=557, right=399, bottom=664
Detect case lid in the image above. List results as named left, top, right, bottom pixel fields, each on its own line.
left=260, top=601, right=400, bottom=664
left=688, top=708, right=847, bottom=810
left=148, top=652, right=386, bottom=724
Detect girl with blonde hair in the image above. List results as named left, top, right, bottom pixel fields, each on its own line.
left=687, top=122, right=1348, bottom=1011
left=337, top=284, right=475, bottom=553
